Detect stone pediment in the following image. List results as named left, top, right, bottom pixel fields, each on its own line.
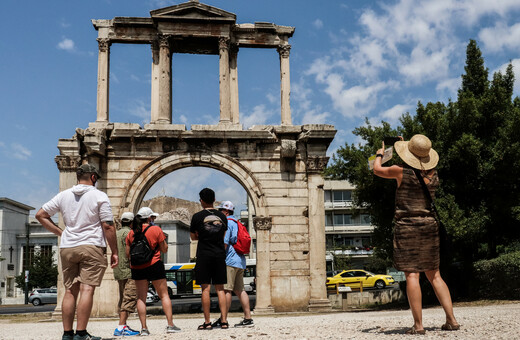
left=150, top=1, right=236, bottom=23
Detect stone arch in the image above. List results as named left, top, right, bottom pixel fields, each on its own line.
left=120, top=151, right=267, bottom=217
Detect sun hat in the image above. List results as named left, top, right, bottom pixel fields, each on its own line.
left=394, top=134, right=439, bottom=170
left=121, top=212, right=134, bottom=222
left=136, top=207, right=154, bottom=219
left=77, top=163, right=101, bottom=178
left=217, top=200, right=235, bottom=212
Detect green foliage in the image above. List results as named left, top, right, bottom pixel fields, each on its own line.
left=332, top=254, right=352, bottom=271
left=364, top=256, right=391, bottom=274
left=472, top=251, right=520, bottom=299
left=15, top=251, right=58, bottom=291
left=325, top=39, right=520, bottom=289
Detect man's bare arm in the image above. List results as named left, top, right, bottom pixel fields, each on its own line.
left=102, top=221, right=119, bottom=268
left=35, top=208, right=63, bottom=237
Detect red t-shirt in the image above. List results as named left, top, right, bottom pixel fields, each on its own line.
left=125, top=224, right=166, bottom=269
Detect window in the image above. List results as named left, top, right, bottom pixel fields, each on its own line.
left=333, top=190, right=352, bottom=202
left=332, top=214, right=352, bottom=226
left=361, top=214, right=371, bottom=225
left=22, top=246, right=35, bottom=270
left=324, top=190, right=332, bottom=202
left=325, top=212, right=333, bottom=226
left=39, top=245, right=53, bottom=258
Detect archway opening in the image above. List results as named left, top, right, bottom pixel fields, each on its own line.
left=131, top=166, right=258, bottom=298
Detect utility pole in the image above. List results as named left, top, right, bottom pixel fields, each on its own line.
left=24, top=222, right=30, bottom=304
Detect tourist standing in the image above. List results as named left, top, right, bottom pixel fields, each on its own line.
left=35, top=164, right=118, bottom=340
left=190, top=188, right=229, bottom=330
left=125, top=207, right=181, bottom=336
left=373, top=134, right=459, bottom=334
left=211, top=201, right=254, bottom=328
left=112, top=212, right=140, bottom=336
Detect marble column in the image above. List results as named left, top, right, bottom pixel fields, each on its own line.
left=252, top=216, right=274, bottom=314
left=96, top=38, right=110, bottom=122
left=150, top=40, right=160, bottom=123
left=229, top=43, right=239, bottom=124
left=219, top=37, right=231, bottom=124
left=306, top=156, right=332, bottom=312
left=158, top=35, right=172, bottom=124
left=277, top=44, right=292, bottom=125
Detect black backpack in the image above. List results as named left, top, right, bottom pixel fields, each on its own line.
left=129, top=225, right=155, bottom=266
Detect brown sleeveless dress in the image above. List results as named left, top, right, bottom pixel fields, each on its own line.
left=393, top=167, right=440, bottom=272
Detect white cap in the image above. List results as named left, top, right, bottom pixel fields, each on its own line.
left=136, top=207, right=154, bottom=219
left=121, top=212, right=134, bottom=222
left=151, top=212, right=159, bottom=218
left=217, top=201, right=234, bottom=212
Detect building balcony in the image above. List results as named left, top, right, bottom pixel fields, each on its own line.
left=328, top=248, right=374, bottom=257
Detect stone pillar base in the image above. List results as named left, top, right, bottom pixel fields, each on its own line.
left=51, top=310, right=62, bottom=321
left=253, top=306, right=275, bottom=315
left=307, top=299, right=332, bottom=312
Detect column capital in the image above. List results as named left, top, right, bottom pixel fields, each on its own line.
left=55, top=155, right=82, bottom=172
left=254, top=216, right=272, bottom=231
left=97, top=38, right=111, bottom=52
left=306, top=156, right=329, bottom=173
left=219, top=37, right=230, bottom=51
left=158, top=35, right=171, bottom=48
left=277, top=44, right=291, bottom=58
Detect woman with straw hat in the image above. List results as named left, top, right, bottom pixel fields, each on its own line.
left=373, top=134, right=459, bottom=335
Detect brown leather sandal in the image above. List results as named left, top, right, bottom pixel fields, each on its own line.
left=405, top=326, right=426, bottom=335
left=441, top=322, right=460, bottom=330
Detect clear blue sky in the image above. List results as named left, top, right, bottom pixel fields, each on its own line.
left=2, top=0, right=520, bottom=217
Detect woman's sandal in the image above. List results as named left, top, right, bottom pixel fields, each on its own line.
left=197, top=322, right=213, bottom=330
left=221, top=322, right=229, bottom=329
left=441, top=322, right=460, bottom=331
left=405, top=326, right=426, bottom=335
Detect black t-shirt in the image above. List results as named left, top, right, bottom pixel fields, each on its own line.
left=190, top=209, right=228, bottom=259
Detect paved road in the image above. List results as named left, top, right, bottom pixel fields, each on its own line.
left=0, top=294, right=256, bottom=315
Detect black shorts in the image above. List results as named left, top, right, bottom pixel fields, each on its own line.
left=131, top=260, right=166, bottom=281
left=195, top=257, right=227, bottom=285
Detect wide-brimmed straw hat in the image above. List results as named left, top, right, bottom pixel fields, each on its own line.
left=394, top=134, right=439, bottom=170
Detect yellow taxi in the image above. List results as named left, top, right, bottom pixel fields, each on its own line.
left=326, top=269, right=395, bottom=290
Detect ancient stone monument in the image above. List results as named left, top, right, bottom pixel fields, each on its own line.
left=54, top=0, right=336, bottom=315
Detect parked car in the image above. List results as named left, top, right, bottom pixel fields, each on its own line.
left=326, top=270, right=395, bottom=290
left=146, top=289, right=159, bottom=305
left=29, top=288, right=57, bottom=306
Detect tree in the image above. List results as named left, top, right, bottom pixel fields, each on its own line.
left=15, top=250, right=58, bottom=290
left=326, top=40, right=520, bottom=278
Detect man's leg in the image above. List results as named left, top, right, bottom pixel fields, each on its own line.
left=201, top=284, right=212, bottom=323
left=215, top=284, right=227, bottom=324
left=62, top=282, right=80, bottom=332
left=75, top=283, right=96, bottom=331
left=234, top=288, right=252, bottom=320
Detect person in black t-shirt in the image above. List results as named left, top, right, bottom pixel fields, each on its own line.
left=190, top=188, right=229, bottom=330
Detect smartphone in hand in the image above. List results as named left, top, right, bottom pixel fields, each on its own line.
left=384, top=136, right=401, bottom=146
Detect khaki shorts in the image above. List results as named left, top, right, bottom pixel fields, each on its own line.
left=118, top=279, right=137, bottom=313
left=60, top=245, right=107, bottom=289
left=224, top=266, right=244, bottom=292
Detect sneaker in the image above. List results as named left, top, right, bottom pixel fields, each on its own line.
left=62, top=334, right=74, bottom=340
left=73, top=333, right=101, bottom=340
left=234, top=318, right=254, bottom=328
left=140, top=328, right=150, bottom=336
left=113, top=325, right=140, bottom=336
left=166, top=324, right=182, bottom=333
left=211, top=318, right=222, bottom=328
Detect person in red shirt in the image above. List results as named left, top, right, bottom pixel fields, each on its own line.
left=125, top=207, right=181, bottom=335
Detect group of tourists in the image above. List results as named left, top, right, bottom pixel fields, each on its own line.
left=35, top=133, right=460, bottom=338
left=36, top=164, right=253, bottom=339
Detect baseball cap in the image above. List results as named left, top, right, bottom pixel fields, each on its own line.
left=121, top=212, right=134, bottom=222
left=77, top=164, right=101, bottom=178
left=217, top=201, right=235, bottom=212
left=136, top=207, right=154, bottom=219
left=151, top=212, right=159, bottom=218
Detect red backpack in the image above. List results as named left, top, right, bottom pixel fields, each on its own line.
left=228, top=217, right=251, bottom=255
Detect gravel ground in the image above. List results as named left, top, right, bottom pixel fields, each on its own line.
left=0, top=302, right=518, bottom=339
